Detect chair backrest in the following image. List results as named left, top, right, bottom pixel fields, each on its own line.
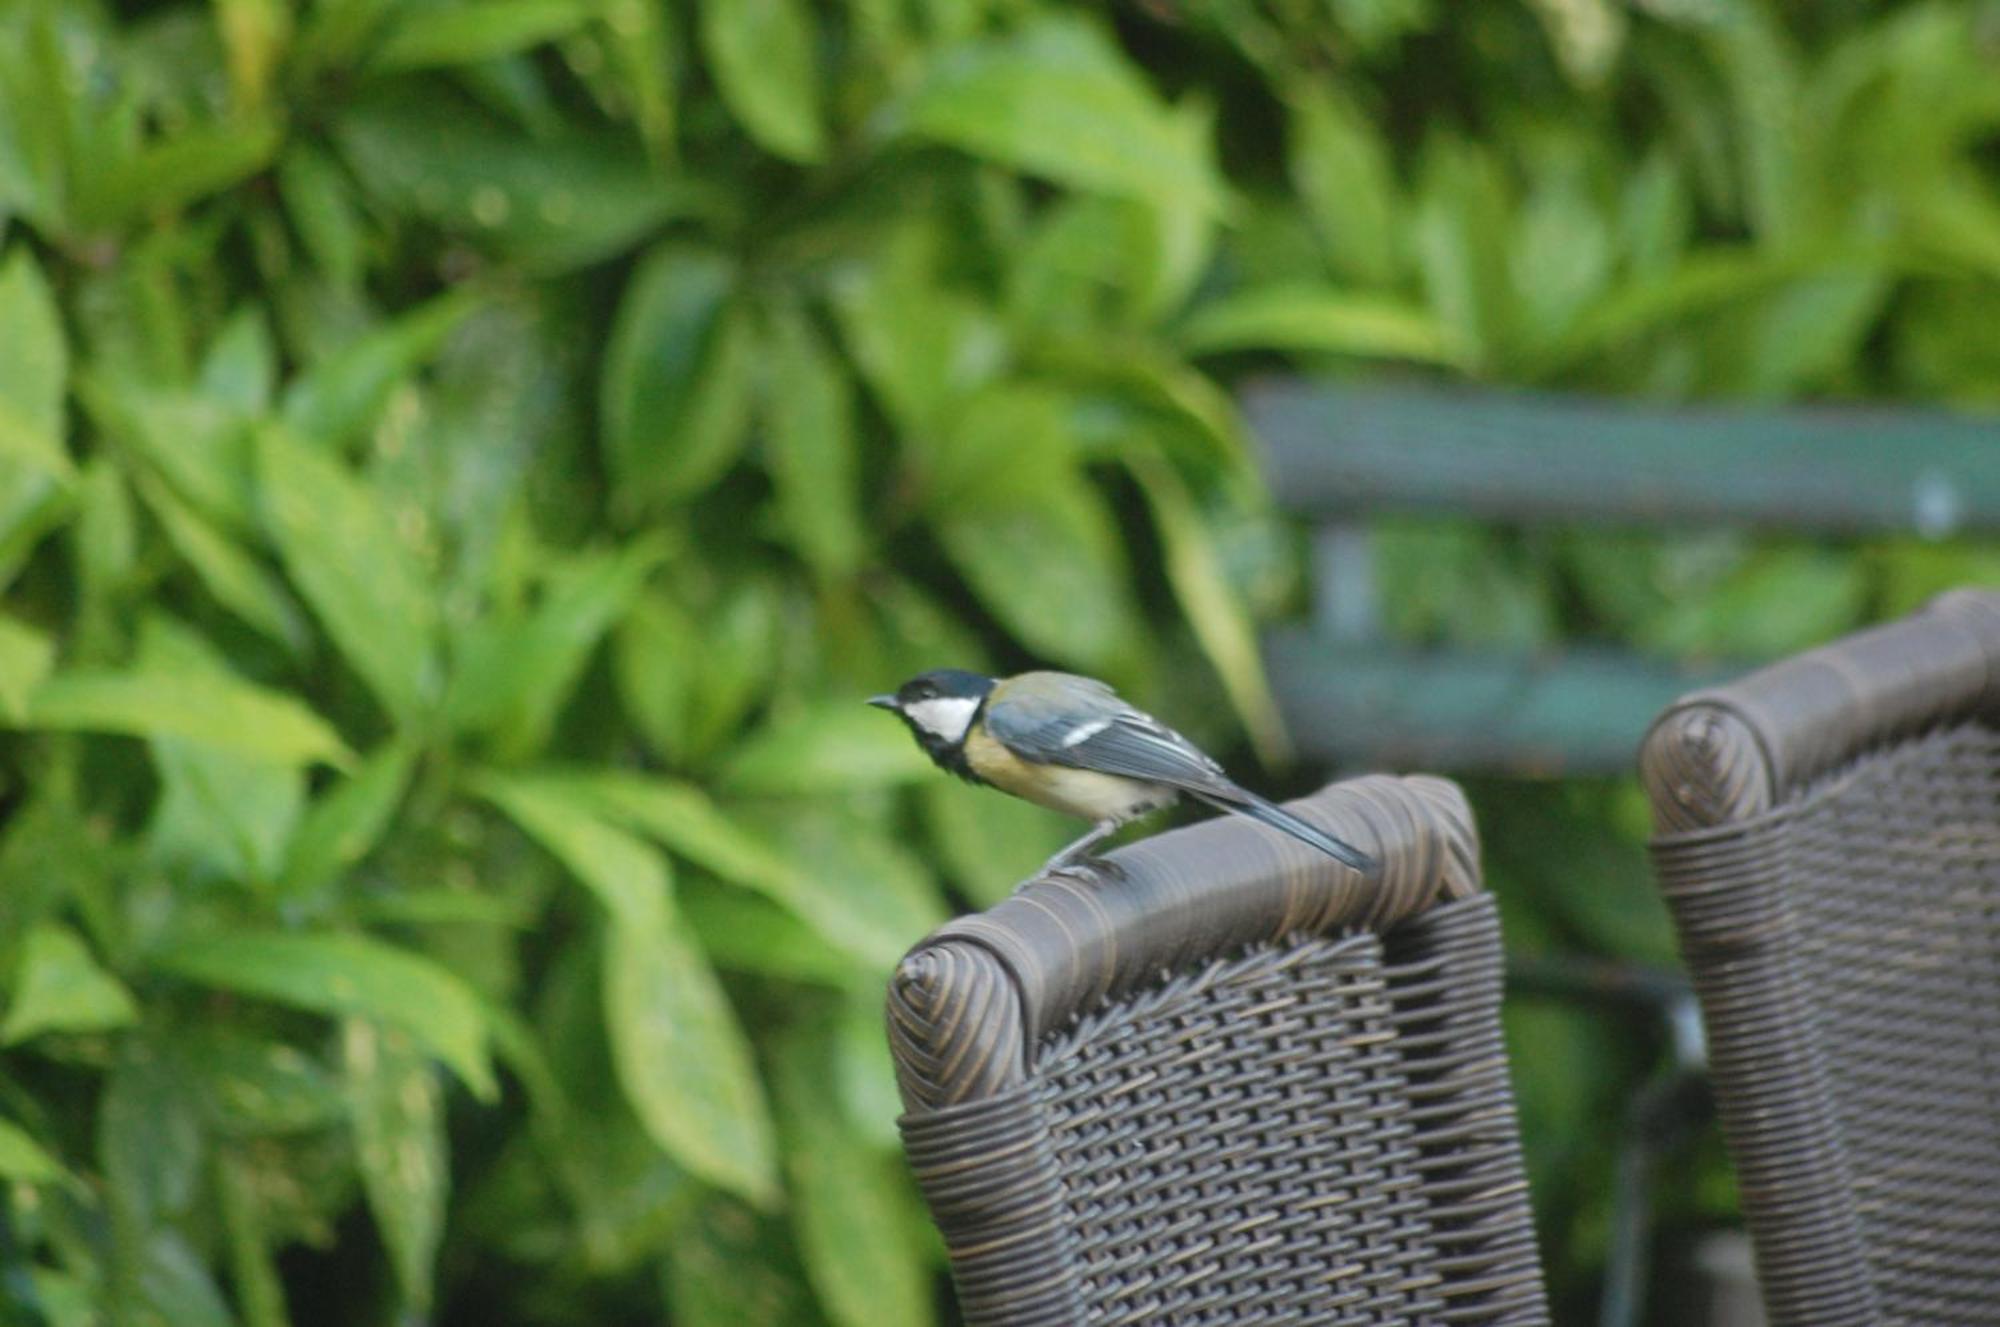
left=885, top=775, right=1551, bottom=1326
left=1640, top=588, right=2000, bottom=1327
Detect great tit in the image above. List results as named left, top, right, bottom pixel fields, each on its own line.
left=869, top=668, right=1377, bottom=879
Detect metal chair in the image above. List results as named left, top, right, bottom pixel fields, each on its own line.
left=885, top=775, right=1551, bottom=1325
left=1640, top=588, right=2000, bottom=1327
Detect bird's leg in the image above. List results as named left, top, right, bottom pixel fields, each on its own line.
left=1035, top=820, right=1120, bottom=881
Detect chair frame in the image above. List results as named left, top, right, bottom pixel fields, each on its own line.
left=887, top=774, right=1551, bottom=1325
left=1640, top=588, right=2000, bottom=1326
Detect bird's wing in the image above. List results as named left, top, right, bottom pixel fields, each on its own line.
left=985, top=677, right=1231, bottom=793
left=987, top=673, right=1378, bottom=873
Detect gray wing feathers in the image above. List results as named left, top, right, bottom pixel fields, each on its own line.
left=985, top=678, right=1231, bottom=791
left=1043, top=714, right=1231, bottom=789
left=986, top=674, right=1380, bottom=875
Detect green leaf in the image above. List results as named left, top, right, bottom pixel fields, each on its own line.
left=598, top=0, right=678, bottom=156
left=133, top=1233, right=237, bottom=1327
left=21, top=667, right=352, bottom=767
left=79, top=377, right=254, bottom=531
left=829, top=228, right=1007, bottom=437
left=600, top=246, right=756, bottom=510
left=280, top=741, right=417, bottom=898
left=1287, top=81, right=1401, bottom=287
left=183, top=1029, right=343, bottom=1136
left=149, top=735, right=305, bottom=886
left=1180, top=285, right=1456, bottom=363
left=762, top=304, right=864, bottom=579
left=565, top=770, right=935, bottom=969
left=280, top=291, right=478, bottom=452
left=901, top=16, right=1223, bottom=213
left=370, top=0, right=594, bottom=71
left=614, top=589, right=697, bottom=761
left=474, top=770, right=670, bottom=933
left=214, top=0, right=292, bottom=108
left=101, top=1045, right=205, bottom=1226
left=335, top=87, right=706, bottom=273
left=135, top=1233, right=237, bottom=1327
left=834, top=990, right=902, bottom=1150
left=276, top=144, right=364, bottom=286
left=722, top=703, right=935, bottom=796
left=1637, top=548, right=1868, bottom=660
left=921, top=381, right=1070, bottom=510
left=0, top=395, right=71, bottom=483
left=256, top=425, right=440, bottom=726
left=216, top=1148, right=292, bottom=1327
left=1412, top=137, right=1516, bottom=372
left=75, top=116, right=283, bottom=230
left=1729, top=268, right=1889, bottom=399
left=2, top=922, right=137, bottom=1043
left=919, top=778, right=1071, bottom=906
left=139, top=475, right=308, bottom=656
left=698, top=0, right=825, bottom=162
left=121, top=617, right=302, bottom=884
left=152, top=931, right=496, bottom=1098
left=1543, top=247, right=1833, bottom=372
left=1127, top=451, right=1289, bottom=765
left=1510, top=166, right=1614, bottom=350
left=352, top=890, right=532, bottom=929
left=1375, top=520, right=1555, bottom=651
left=560, top=772, right=798, bottom=890
left=664, top=1198, right=828, bottom=1327
left=447, top=536, right=667, bottom=756
left=937, top=480, right=1135, bottom=672
left=750, top=806, right=946, bottom=972
left=200, top=309, right=278, bottom=416
left=0, top=1116, right=63, bottom=1183
left=773, top=1021, right=933, bottom=1327
left=0, top=612, right=52, bottom=720
left=682, top=884, right=859, bottom=985
left=1705, top=10, right=1807, bottom=246
left=605, top=914, right=779, bottom=1205
left=0, top=246, right=70, bottom=481
left=343, top=1020, right=447, bottom=1315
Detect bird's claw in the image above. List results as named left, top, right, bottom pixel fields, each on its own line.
left=1024, top=854, right=1125, bottom=892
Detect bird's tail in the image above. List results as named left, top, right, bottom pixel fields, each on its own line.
left=1194, top=788, right=1379, bottom=876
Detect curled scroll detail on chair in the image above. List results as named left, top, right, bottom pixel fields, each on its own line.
left=1405, top=772, right=1482, bottom=902
left=1643, top=590, right=2000, bottom=835
left=1639, top=704, right=1774, bottom=833
left=886, top=941, right=1026, bottom=1114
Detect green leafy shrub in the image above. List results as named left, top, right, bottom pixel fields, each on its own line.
left=1, top=0, right=1997, bottom=1322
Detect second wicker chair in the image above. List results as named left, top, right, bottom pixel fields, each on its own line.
left=886, top=773, right=1551, bottom=1326
left=1641, top=589, right=2000, bottom=1326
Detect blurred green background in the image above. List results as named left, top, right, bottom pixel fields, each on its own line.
left=1, top=0, right=1998, bottom=1322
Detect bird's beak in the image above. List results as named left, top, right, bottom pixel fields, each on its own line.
left=866, top=694, right=898, bottom=711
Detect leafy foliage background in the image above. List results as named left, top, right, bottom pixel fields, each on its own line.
left=0, top=0, right=1997, bottom=1323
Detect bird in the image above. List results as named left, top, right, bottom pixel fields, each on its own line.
left=868, top=668, right=1377, bottom=880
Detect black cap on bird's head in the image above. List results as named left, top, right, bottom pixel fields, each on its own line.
left=867, top=669, right=996, bottom=769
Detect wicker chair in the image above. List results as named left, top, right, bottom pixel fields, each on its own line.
left=1640, top=589, right=2000, bottom=1327
left=885, top=774, right=1551, bottom=1325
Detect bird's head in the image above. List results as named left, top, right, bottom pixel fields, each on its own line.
left=868, top=668, right=996, bottom=764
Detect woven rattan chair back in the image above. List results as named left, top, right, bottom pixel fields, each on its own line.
left=886, top=774, right=1550, bottom=1326
left=1641, top=589, right=2000, bottom=1327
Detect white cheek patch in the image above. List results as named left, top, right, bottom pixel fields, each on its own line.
left=905, top=696, right=979, bottom=742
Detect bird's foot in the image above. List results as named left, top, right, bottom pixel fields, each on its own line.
left=1033, top=820, right=1121, bottom=882
left=1024, top=853, right=1126, bottom=892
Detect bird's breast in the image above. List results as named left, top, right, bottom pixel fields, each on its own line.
left=963, top=727, right=1175, bottom=823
